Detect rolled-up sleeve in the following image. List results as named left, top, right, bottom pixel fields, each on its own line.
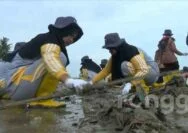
left=41, top=43, right=68, bottom=80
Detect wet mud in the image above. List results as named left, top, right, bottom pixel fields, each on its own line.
left=0, top=96, right=84, bottom=133
left=78, top=85, right=188, bottom=133
left=1, top=77, right=188, bottom=133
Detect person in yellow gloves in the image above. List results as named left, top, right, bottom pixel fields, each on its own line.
left=79, top=55, right=101, bottom=81
left=0, top=16, right=87, bottom=108
left=90, top=33, right=159, bottom=95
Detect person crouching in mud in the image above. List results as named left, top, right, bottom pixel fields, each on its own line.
left=100, top=59, right=112, bottom=82
left=0, top=16, right=88, bottom=108
left=2, top=42, right=26, bottom=62
left=90, top=33, right=160, bottom=95
left=79, top=55, right=101, bottom=81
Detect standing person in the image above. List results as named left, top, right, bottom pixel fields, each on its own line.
left=79, top=55, right=101, bottom=81
left=155, top=29, right=188, bottom=83
left=91, top=33, right=159, bottom=95
left=0, top=16, right=88, bottom=108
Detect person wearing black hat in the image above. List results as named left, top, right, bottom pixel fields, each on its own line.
left=79, top=55, right=101, bottom=81
left=0, top=16, right=87, bottom=108
left=100, top=59, right=108, bottom=69
left=2, top=42, right=26, bottom=62
left=14, top=42, right=25, bottom=51
left=91, top=33, right=159, bottom=95
left=99, top=59, right=112, bottom=82
left=155, top=29, right=188, bottom=84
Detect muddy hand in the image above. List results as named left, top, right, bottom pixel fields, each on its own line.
left=81, top=81, right=93, bottom=94
left=64, top=78, right=88, bottom=94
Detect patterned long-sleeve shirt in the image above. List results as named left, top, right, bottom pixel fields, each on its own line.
left=92, top=53, right=149, bottom=83
left=41, top=43, right=68, bottom=80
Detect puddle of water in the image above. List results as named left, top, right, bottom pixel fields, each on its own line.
left=0, top=95, right=84, bottom=133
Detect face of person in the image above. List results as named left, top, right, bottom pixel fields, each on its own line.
left=63, top=33, right=78, bottom=46
left=163, top=34, right=172, bottom=38
left=108, top=48, right=117, bottom=55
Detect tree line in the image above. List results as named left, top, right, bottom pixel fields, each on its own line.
left=0, top=37, right=12, bottom=60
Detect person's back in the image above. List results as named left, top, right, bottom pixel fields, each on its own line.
left=80, top=56, right=101, bottom=80
left=138, top=48, right=154, bottom=64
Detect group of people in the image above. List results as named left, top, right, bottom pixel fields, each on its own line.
left=0, top=16, right=187, bottom=108
left=79, top=56, right=108, bottom=81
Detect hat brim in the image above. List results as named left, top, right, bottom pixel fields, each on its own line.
left=49, top=23, right=83, bottom=43
left=102, top=39, right=124, bottom=49
left=163, top=33, right=173, bottom=36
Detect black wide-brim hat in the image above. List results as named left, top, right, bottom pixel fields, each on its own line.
left=100, top=59, right=108, bottom=66
left=102, top=39, right=125, bottom=49
left=81, top=55, right=89, bottom=65
left=102, top=33, right=124, bottom=49
left=163, top=29, right=173, bottom=36
left=49, top=16, right=83, bottom=42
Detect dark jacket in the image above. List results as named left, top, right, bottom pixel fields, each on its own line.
left=111, top=41, right=139, bottom=80
left=81, top=59, right=101, bottom=73
left=19, top=32, right=70, bottom=64
left=4, top=17, right=83, bottom=65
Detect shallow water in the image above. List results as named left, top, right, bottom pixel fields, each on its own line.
left=0, top=95, right=84, bottom=133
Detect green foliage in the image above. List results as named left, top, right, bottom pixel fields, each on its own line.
left=0, top=37, right=12, bottom=59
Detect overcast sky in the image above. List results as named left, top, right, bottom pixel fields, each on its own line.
left=0, top=0, right=188, bottom=77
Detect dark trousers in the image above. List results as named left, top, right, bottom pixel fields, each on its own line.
left=156, top=61, right=179, bottom=83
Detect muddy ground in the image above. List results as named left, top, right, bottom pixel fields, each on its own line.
left=1, top=79, right=188, bottom=133
left=0, top=95, right=84, bottom=133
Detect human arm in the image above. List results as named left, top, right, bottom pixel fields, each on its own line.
left=154, top=50, right=165, bottom=68
left=41, top=43, right=69, bottom=81
left=41, top=43, right=87, bottom=89
left=92, top=57, right=112, bottom=83
left=169, top=40, right=187, bottom=56
left=130, top=54, right=149, bottom=85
